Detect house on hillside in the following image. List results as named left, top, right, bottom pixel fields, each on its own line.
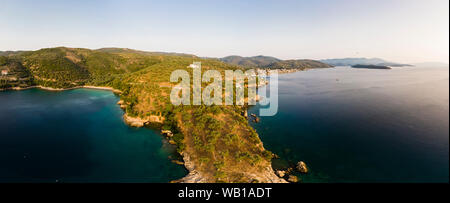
left=1, top=69, right=8, bottom=76
left=188, top=62, right=201, bottom=69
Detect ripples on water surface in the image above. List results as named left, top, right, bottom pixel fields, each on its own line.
left=250, top=66, right=449, bottom=182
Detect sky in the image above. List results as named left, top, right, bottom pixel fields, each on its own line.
left=0, top=0, right=448, bottom=63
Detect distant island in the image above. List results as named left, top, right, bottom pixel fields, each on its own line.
left=320, top=58, right=412, bottom=67
left=351, top=64, right=392, bottom=69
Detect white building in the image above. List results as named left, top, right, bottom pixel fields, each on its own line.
left=1, top=69, right=8, bottom=76
left=188, top=62, right=201, bottom=69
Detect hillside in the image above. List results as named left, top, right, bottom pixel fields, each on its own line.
left=220, top=55, right=332, bottom=71
left=0, top=56, right=33, bottom=89
left=0, top=47, right=284, bottom=183
left=96, top=47, right=197, bottom=58
left=220, top=55, right=281, bottom=68
left=0, top=51, right=26, bottom=57
left=263, top=59, right=333, bottom=70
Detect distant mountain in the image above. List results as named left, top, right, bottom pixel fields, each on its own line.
left=220, top=55, right=331, bottom=70
left=96, top=48, right=196, bottom=57
left=320, top=58, right=411, bottom=67
left=1, top=48, right=196, bottom=58
left=263, top=59, right=332, bottom=70
left=0, top=51, right=26, bottom=56
left=220, top=55, right=281, bottom=68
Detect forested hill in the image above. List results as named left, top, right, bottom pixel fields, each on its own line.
left=0, top=51, right=26, bottom=56
left=2, top=49, right=332, bottom=90
left=1, top=47, right=284, bottom=183
left=220, top=55, right=332, bottom=69
left=220, top=55, right=281, bottom=68
left=262, top=59, right=333, bottom=69
left=0, top=47, right=203, bottom=89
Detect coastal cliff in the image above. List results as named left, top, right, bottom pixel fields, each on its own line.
left=123, top=114, right=165, bottom=127
left=121, top=103, right=286, bottom=183
left=174, top=152, right=286, bottom=183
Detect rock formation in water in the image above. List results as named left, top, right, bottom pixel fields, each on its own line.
left=297, top=161, right=309, bottom=173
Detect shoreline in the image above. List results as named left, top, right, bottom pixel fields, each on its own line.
left=1, top=73, right=296, bottom=183
left=0, top=85, right=122, bottom=93
left=0, top=84, right=191, bottom=181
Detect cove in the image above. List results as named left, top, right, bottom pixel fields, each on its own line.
left=0, top=88, right=187, bottom=182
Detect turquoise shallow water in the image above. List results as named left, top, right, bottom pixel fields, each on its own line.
left=0, top=88, right=187, bottom=182
left=250, top=66, right=449, bottom=183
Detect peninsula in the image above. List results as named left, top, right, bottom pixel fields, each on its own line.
left=0, top=47, right=329, bottom=183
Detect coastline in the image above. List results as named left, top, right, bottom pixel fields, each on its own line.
left=172, top=70, right=309, bottom=183
left=259, top=67, right=328, bottom=75
left=1, top=84, right=194, bottom=182
left=0, top=85, right=122, bottom=94
left=0, top=80, right=289, bottom=183
left=174, top=151, right=287, bottom=183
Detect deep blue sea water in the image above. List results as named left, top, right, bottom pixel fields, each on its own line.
left=0, top=66, right=448, bottom=183
left=250, top=66, right=449, bottom=183
left=0, top=88, right=187, bottom=182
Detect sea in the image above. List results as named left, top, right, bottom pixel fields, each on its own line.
left=0, top=65, right=448, bottom=182
left=0, top=88, right=187, bottom=182
left=249, top=65, right=449, bottom=182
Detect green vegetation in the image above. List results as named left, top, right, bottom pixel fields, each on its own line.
left=0, top=56, right=33, bottom=89
left=263, top=59, right=333, bottom=69
left=220, top=55, right=332, bottom=70
left=0, top=47, right=277, bottom=182
left=1, top=47, right=167, bottom=89
left=220, top=55, right=281, bottom=68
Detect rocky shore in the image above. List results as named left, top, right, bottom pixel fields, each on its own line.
left=2, top=84, right=288, bottom=183
left=0, top=85, right=69, bottom=91
left=123, top=114, right=149, bottom=128
left=114, top=79, right=292, bottom=183
left=119, top=100, right=164, bottom=128
left=172, top=152, right=287, bottom=183
left=171, top=152, right=209, bottom=183
left=0, top=85, right=122, bottom=93
left=256, top=68, right=310, bottom=75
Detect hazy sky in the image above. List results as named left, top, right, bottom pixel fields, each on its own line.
left=0, top=0, right=448, bottom=63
